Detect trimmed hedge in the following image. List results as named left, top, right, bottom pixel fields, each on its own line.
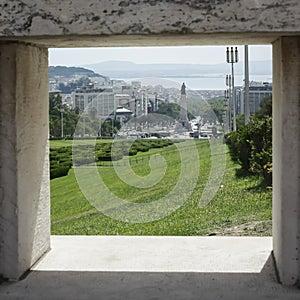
left=50, top=146, right=72, bottom=179
left=50, top=139, right=176, bottom=179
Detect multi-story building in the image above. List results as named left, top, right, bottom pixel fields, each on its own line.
left=114, top=94, right=132, bottom=109
left=235, top=81, right=272, bottom=115
left=70, top=80, right=171, bottom=119
left=72, top=87, right=115, bottom=118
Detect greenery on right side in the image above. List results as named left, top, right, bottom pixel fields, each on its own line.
left=225, top=97, right=272, bottom=186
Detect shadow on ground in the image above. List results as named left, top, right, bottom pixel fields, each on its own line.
left=1, top=255, right=299, bottom=300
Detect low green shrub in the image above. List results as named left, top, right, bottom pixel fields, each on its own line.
left=50, top=165, right=70, bottom=179
left=50, top=147, right=73, bottom=179
left=50, top=139, right=176, bottom=178
left=225, top=117, right=272, bottom=185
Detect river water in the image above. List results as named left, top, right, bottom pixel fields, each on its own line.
left=123, top=74, right=272, bottom=90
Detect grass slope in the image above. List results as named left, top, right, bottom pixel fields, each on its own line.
left=51, top=140, right=272, bottom=235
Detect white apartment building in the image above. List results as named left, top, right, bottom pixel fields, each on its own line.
left=235, top=81, right=272, bottom=115
left=72, top=88, right=115, bottom=118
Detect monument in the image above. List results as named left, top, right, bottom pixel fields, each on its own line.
left=179, top=83, right=191, bottom=131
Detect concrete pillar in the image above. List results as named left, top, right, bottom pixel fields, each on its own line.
left=273, top=37, right=300, bottom=286
left=0, top=43, right=50, bottom=280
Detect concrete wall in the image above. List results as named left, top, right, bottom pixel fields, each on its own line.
left=0, top=43, right=50, bottom=280
left=273, top=37, right=300, bottom=286
left=0, top=0, right=299, bottom=286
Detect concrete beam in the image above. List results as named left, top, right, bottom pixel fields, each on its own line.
left=273, top=36, right=300, bottom=286
left=0, top=42, right=50, bottom=280
left=0, top=33, right=293, bottom=48
left=0, top=1, right=299, bottom=48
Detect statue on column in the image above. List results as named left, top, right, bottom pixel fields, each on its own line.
left=178, top=82, right=191, bottom=132
left=181, top=82, right=186, bottom=95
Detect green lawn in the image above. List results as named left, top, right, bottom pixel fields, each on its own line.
left=50, top=139, right=272, bottom=235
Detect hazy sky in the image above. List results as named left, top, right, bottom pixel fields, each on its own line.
left=49, top=45, right=272, bottom=66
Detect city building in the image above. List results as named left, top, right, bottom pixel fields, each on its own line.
left=72, top=87, right=115, bottom=118
left=114, top=94, right=132, bottom=109
left=236, top=81, right=272, bottom=115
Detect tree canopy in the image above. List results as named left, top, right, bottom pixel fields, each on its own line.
left=49, top=93, right=79, bottom=138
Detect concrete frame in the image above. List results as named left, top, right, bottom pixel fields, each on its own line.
left=0, top=43, right=50, bottom=280
left=0, top=0, right=299, bottom=287
left=272, top=37, right=300, bottom=286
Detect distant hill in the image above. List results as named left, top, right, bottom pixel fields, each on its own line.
left=48, top=66, right=105, bottom=78
left=84, top=60, right=272, bottom=78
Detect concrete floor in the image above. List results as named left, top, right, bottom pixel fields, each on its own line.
left=0, top=236, right=299, bottom=300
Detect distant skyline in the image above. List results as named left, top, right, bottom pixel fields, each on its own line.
left=49, top=45, right=272, bottom=67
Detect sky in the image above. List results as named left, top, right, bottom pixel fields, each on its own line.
left=49, top=45, right=272, bottom=66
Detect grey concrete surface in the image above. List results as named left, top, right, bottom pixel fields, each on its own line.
left=0, top=43, right=50, bottom=280
left=0, top=0, right=299, bottom=47
left=272, top=36, right=300, bottom=286
left=0, top=0, right=299, bottom=37
left=1, top=236, right=300, bottom=300
left=32, top=236, right=272, bottom=273
left=0, top=0, right=300, bottom=289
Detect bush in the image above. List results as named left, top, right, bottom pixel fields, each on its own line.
left=50, top=147, right=73, bottom=179
left=50, top=139, right=176, bottom=177
left=56, top=146, right=72, bottom=154
left=50, top=165, right=70, bottom=179
left=225, top=117, right=272, bottom=185
left=248, top=117, right=272, bottom=185
left=97, top=149, right=123, bottom=161
left=128, top=148, right=138, bottom=156
left=225, top=131, right=241, bottom=163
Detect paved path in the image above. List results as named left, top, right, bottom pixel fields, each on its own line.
left=1, top=236, right=299, bottom=300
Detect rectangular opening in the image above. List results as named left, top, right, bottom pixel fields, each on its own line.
left=48, top=45, right=273, bottom=239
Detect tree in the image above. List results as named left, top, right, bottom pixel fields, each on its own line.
left=49, top=93, right=80, bottom=138
left=188, top=97, right=225, bottom=124
left=254, top=96, right=272, bottom=119
left=236, top=114, right=245, bottom=130
left=49, top=93, right=62, bottom=112
left=157, top=102, right=180, bottom=119
left=57, top=76, right=93, bottom=94
left=156, top=102, right=194, bottom=120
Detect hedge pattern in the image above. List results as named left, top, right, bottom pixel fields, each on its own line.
left=50, top=139, right=176, bottom=179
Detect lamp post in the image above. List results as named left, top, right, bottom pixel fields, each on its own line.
left=60, top=106, right=64, bottom=138
left=83, top=115, right=85, bottom=136
left=224, top=89, right=229, bottom=133
left=134, top=97, right=138, bottom=131
left=98, top=117, right=102, bottom=137
left=225, top=74, right=232, bottom=131
left=110, top=117, right=113, bottom=137
left=226, top=47, right=239, bottom=131
left=244, top=45, right=250, bottom=124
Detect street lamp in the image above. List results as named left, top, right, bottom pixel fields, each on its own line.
left=226, top=47, right=239, bottom=131
left=244, top=45, right=250, bottom=125
left=224, top=89, right=229, bottom=133
left=60, top=106, right=64, bottom=138
left=98, top=117, right=102, bottom=137
left=225, top=75, right=232, bottom=131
